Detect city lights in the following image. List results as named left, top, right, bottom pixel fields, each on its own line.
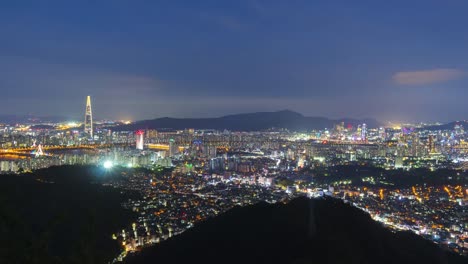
left=2, top=1, right=468, bottom=263
left=103, top=160, right=114, bottom=169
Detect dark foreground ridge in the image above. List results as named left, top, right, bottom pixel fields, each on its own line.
left=125, top=197, right=466, bottom=264
left=0, top=166, right=136, bottom=264
left=113, top=110, right=381, bottom=131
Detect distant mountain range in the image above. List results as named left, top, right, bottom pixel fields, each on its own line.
left=124, top=197, right=466, bottom=264
left=113, top=110, right=382, bottom=131
left=0, top=112, right=464, bottom=131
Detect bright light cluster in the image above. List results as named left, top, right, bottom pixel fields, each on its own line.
left=103, top=160, right=114, bottom=169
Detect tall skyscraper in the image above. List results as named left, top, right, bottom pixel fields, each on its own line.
left=136, top=130, right=144, bottom=150
left=84, top=96, right=93, bottom=138
left=428, top=135, right=436, bottom=153
left=169, top=138, right=177, bottom=157
left=361, top=123, right=367, bottom=141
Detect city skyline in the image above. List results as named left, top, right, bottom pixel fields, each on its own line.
left=1, top=1, right=468, bottom=122
left=1, top=2, right=467, bottom=263
left=0, top=95, right=466, bottom=126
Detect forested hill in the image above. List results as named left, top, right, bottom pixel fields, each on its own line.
left=0, top=166, right=136, bottom=264
left=125, top=197, right=466, bottom=264
left=113, top=110, right=381, bottom=131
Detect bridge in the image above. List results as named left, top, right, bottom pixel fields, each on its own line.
left=147, top=139, right=379, bottom=151
left=146, top=144, right=185, bottom=152
left=0, top=143, right=134, bottom=158
left=0, top=139, right=381, bottom=158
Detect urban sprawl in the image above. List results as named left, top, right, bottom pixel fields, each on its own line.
left=1, top=98, right=467, bottom=260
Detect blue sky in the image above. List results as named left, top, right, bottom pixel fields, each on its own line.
left=0, top=0, right=467, bottom=122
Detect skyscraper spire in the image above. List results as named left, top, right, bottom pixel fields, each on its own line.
left=84, top=95, right=93, bottom=138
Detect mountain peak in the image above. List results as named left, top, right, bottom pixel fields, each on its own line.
left=112, top=110, right=381, bottom=131
left=274, top=109, right=304, bottom=117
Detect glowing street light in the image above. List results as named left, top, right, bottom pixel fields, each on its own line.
left=103, top=160, right=113, bottom=169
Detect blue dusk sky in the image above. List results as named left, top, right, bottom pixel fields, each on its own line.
left=0, top=0, right=467, bottom=122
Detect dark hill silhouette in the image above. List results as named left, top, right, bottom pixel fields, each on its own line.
left=124, top=197, right=466, bottom=264
left=0, top=166, right=137, bottom=264
left=112, top=110, right=381, bottom=131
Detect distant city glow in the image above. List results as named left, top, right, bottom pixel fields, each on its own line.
left=2, top=2, right=468, bottom=263
left=66, top=122, right=79, bottom=127
left=0, top=96, right=466, bottom=260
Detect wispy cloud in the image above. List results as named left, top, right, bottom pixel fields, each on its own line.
left=393, top=68, right=465, bottom=85
left=0, top=55, right=162, bottom=99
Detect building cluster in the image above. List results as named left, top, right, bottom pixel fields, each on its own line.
left=343, top=185, right=467, bottom=254
left=0, top=97, right=466, bottom=259
left=105, top=170, right=288, bottom=261
left=104, top=163, right=467, bottom=261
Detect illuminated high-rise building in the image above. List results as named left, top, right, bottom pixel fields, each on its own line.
left=378, top=127, right=386, bottom=141
left=207, top=145, right=217, bottom=158
left=410, top=133, right=421, bottom=157
left=84, top=96, right=93, bottom=138
left=428, top=135, right=436, bottom=153
left=361, top=123, right=367, bottom=141
left=169, top=138, right=177, bottom=156
left=136, top=130, right=144, bottom=150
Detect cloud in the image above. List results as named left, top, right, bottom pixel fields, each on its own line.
left=392, top=68, right=465, bottom=85
left=0, top=55, right=162, bottom=99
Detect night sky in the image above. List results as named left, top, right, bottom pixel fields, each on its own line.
left=1, top=0, right=467, bottom=122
